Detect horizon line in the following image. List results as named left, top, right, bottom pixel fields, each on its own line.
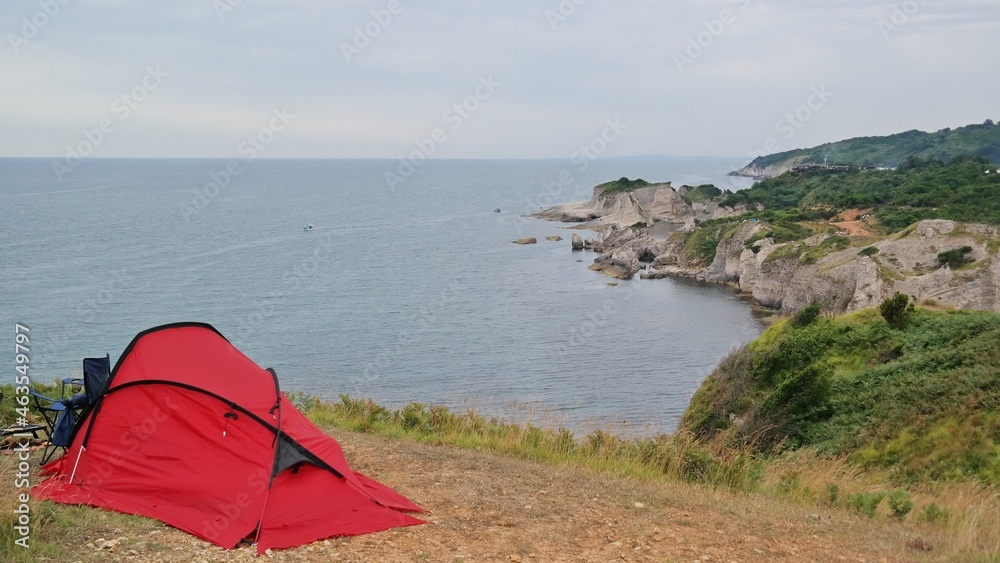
left=0, top=154, right=747, bottom=161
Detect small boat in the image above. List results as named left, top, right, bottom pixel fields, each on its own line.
left=494, top=208, right=501, bottom=213
left=303, top=224, right=314, bottom=231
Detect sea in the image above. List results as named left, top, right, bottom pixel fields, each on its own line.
left=0, top=157, right=763, bottom=436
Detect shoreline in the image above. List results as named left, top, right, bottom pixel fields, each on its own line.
left=529, top=179, right=1000, bottom=315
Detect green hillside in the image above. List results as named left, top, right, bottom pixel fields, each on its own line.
left=744, top=120, right=1000, bottom=170
left=682, top=305, right=1000, bottom=485
left=721, top=155, right=1000, bottom=231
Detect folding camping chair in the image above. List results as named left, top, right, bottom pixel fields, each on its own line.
left=0, top=391, right=47, bottom=441
left=29, top=354, right=110, bottom=464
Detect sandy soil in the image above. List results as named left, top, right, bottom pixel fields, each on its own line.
left=50, top=428, right=948, bottom=562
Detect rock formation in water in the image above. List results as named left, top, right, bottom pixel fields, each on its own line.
left=589, top=247, right=640, bottom=280
left=531, top=183, right=746, bottom=231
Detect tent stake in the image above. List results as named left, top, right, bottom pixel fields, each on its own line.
left=68, top=445, right=86, bottom=484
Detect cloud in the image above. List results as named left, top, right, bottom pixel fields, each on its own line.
left=1, top=0, right=996, bottom=158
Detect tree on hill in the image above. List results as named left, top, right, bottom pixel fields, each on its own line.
left=937, top=246, right=974, bottom=268
left=879, top=293, right=913, bottom=329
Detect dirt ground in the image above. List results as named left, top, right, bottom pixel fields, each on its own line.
left=47, top=428, right=950, bottom=563
left=830, top=208, right=874, bottom=237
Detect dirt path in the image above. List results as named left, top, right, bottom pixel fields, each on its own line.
left=51, top=428, right=948, bottom=562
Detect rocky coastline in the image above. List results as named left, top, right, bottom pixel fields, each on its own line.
left=530, top=182, right=1000, bottom=314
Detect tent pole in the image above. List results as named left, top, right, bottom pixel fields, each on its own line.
left=253, top=368, right=283, bottom=553
left=252, top=487, right=272, bottom=550
left=68, top=445, right=86, bottom=484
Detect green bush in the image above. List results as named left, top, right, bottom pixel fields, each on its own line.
left=683, top=221, right=738, bottom=264
left=790, top=302, right=822, bottom=328
left=857, top=246, right=879, bottom=257
left=849, top=491, right=886, bottom=518
left=825, top=483, right=840, bottom=506
left=886, top=489, right=914, bottom=520
left=600, top=177, right=651, bottom=194
left=879, top=293, right=913, bottom=329
left=760, top=366, right=831, bottom=422
left=682, top=184, right=723, bottom=204
left=918, top=503, right=950, bottom=523
left=937, top=246, right=974, bottom=268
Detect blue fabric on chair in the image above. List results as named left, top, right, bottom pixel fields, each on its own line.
left=65, top=393, right=87, bottom=409
left=28, top=389, right=66, bottom=411
left=51, top=405, right=76, bottom=447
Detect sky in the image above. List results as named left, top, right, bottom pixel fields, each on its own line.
left=1, top=0, right=997, bottom=161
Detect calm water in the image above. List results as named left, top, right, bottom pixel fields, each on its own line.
left=0, top=157, right=762, bottom=435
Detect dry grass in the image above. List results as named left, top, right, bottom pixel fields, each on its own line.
left=297, top=394, right=1000, bottom=559
left=2, top=395, right=999, bottom=560
left=0, top=430, right=972, bottom=561
left=760, top=449, right=1000, bottom=557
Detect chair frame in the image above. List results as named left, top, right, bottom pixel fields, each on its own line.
left=29, top=355, right=110, bottom=464
left=0, top=391, right=46, bottom=440
left=28, top=389, right=72, bottom=464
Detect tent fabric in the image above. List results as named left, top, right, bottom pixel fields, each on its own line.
left=33, top=323, right=424, bottom=554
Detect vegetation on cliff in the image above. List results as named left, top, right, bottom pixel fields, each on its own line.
left=720, top=155, right=1000, bottom=232
left=682, top=303, right=1000, bottom=486
left=680, top=184, right=722, bottom=204
left=597, top=176, right=652, bottom=194
left=740, top=120, right=1000, bottom=172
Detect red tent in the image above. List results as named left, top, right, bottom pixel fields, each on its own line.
left=34, top=323, right=424, bottom=554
